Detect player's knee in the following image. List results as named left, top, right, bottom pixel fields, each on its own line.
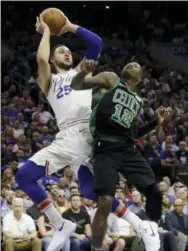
left=98, top=195, right=113, bottom=216
left=15, top=161, right=34, bottom=185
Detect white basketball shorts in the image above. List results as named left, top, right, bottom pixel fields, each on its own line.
left=29, top=122, right=93, bottom=175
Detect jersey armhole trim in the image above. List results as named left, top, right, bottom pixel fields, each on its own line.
left=45, top=74, right=54, bottom=98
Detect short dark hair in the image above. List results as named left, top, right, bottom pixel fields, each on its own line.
left=70, top=194, right=80, bottom=201
left=116, top=186, right=123, bottom=191
left=121, top=62, right=142, bottom=83
left=50, top=44, right=66, bottom=57
left=50, top=183, right=58, bottom=187
left=70, top=186, right=78, bottom=192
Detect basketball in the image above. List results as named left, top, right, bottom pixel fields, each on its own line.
left=41, top=8, right=67, bottom=35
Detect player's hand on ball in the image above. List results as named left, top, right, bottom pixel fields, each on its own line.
left=57, top=18, right=73, bottom=36
left=35, top=14, right=50, bottom=34
left=156, top=106, right=168, bottom=125
left=80, top=59, right=97, bottom=73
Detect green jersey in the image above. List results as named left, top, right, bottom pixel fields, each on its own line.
left=90, top=78, right=143, bottom=142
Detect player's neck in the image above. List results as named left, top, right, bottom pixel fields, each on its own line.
left=56, top=66, right=70, bottom=74
left=57, top=68, right=69, bottom=73
left=126, top=82, right=137, bottom=93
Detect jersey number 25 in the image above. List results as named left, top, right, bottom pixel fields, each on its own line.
left=57, top=85, right=71, bottom=99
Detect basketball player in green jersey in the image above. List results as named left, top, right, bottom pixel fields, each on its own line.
left=71, top=60, right=167, bottom=251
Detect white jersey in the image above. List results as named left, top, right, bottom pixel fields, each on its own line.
left=47, top=68, right=92, bottom=130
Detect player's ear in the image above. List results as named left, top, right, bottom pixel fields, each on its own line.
left=50, top=56, right=55, bottom=64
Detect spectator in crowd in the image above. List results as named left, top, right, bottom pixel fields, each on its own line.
left=59, top=165, right=77, bottom=189
left=63, top=194, right=92, bottom=251
left=172, top=186, right=188, bottom=215
left=3, top=198, right=41, bottom=251
left=161, top=194, right=172, bottom=215
left=128, top=191, right=145, bottom=214
left=49, top=183, right=59, bottom=200
left=161, top=135, right=179, bottom=153
left=149, top=134, right=161, bottom=155
left=173, top=181, right=186, bottom=194
left=1, top=190, right=15, bottom=219
left=16, top=112, right=28, bottom=129
left=40, top=125, right=54, bottom=143
left=12, top=120, right=24, bottom=139
left=165, top=198, right=188, bottom=251
left=31, top=130, right=43, bottom=153
left=162, top=176, right=174, bottom=195
left=47, top=119, right=58, bottom=135
left=70, top=186, right=80, bottom=196
left=2, top=168, right=15, bottom=187
left=1, top=183, right=11, bottom=199
left=176, top=141, right=188, bottom=166
left=159, top=181, right=176, bottom=203
left=115, top=186, right=126, bottom=203
left=81, top=197, right=96, bottom=216
left=160, top=143, right=180, bottom=180
left=54, top=189, right=70, bottom=215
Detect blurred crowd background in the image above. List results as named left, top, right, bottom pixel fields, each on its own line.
left=1, top=2, right=188, bottom=251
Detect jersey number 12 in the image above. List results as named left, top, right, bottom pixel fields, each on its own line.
left=111, top=104, right=134, bottom=128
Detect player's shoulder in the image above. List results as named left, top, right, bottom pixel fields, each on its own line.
left=101, top=72, right=119, bottom=87
left=104, top=72, right=118, bottom=81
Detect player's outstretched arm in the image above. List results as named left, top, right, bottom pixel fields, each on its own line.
left=36, top=15, right=51, bottom=95
left=71, top=71, right=116, bottom=90
left=136, top=106, right=168, bottom=138
left=71, top=59, right=118, bottom=90
left=58, top=19, right=103, bottom=68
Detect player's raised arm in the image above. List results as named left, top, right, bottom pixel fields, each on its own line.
left=71, top=59, right=118, bottom=90
left=58, top=19, right=103, bottom=66
left=36, top=15, right=51, bottom=95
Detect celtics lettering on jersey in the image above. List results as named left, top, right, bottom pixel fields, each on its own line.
left=111, top=85, right=142, bottom=129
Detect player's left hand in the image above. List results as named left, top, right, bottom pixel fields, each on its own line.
left=156, top=106, right=168, bottom=125
left=80, top=59, right=98, bottom=73
left=35, top=14, right=50, bottom=34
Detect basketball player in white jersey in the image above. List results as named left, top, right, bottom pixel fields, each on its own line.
left=16, top=14, right=101, bottom=251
